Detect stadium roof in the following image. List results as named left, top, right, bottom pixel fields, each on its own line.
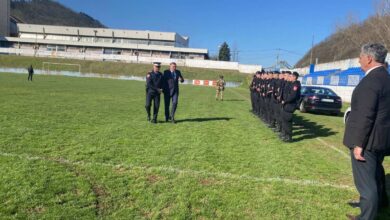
left=17, top=23, right=188, bottom=42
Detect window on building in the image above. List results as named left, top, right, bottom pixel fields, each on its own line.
left=103, top=48, right=121, bottom=55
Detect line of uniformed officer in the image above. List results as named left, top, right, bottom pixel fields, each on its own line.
left=250, top=70, right=301, bottom=142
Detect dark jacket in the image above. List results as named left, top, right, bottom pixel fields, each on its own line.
left=343, top=66, right=390, bottom=153
left=163, top=70, right=184, bottom=96
left=146, top=71, right=163, bottom=94
left=283, top=80, right=301, bottom=113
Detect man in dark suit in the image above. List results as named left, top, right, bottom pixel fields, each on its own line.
left=145, top=62, right=163, bottom=124
left=27, top=65, right=34, bottom=81
left=344, top=43, right=390, bottom=220
left=162, top=62, right=184, bottom=123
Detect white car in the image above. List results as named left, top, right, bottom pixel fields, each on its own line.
left=344, top=107, right=351, bottom=124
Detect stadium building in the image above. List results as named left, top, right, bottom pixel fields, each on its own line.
left=0, top=0, right=208, bottom=60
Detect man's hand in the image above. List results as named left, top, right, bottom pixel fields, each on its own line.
left=353, top=146, right=365, bottom=161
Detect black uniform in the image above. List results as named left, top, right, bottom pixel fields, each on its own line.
left=145, top=70, right=163, bottom=122
left=276, top=79, right=286, bottom=132
left=260, top=77, right=267, bottom=120
left=249, top=75, right=256, bottom=112
left=264, top=78, right=273, bottom=125
left=281, top=80, right=301, bottom=141
left=272, top=78, right=282, bottom=130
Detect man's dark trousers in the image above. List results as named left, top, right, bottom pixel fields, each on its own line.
left=350, top=149, right=386, bottom=220
left=164, top=92, right=178, bottom=120
left=146, top=93, right=160, bottom=120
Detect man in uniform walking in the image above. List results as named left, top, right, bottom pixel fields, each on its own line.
left=344, top=43, right=390, bottom=220
left=216, top=75, right=226, bottom=101
left=163, top=62, right=184, bottom=123
left=145, top=62, right=163, bottom=123
left=281, top=71, right=301, bottom=142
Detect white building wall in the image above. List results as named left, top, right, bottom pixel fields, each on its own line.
left=0, top=47, right=261, bottom=73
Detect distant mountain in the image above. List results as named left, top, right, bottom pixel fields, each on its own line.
left=11, top=0, right=106, bottom=28
left=295, top=13, right=390, bottom=68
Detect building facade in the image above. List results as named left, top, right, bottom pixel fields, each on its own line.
left=1, top=22, right=208, bottom=60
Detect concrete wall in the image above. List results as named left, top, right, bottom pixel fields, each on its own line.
left=0, top=0, right=10, bottom=37
left=0, top=47, right=262, bottom=73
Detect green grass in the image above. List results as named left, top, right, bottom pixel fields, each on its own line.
left=1, top=73, right=390, bottom=219
left=0, top=55, right=250, bottom=82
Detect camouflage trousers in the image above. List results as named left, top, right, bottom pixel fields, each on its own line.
left=216, top=88, right=224, bottom=100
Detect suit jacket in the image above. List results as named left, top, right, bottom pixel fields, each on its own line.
left=163, top=70, right=184, bottom=96
left=343, top=66, right=390, bottom=153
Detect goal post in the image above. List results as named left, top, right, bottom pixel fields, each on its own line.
left=42, top=62, right=81, bottom=75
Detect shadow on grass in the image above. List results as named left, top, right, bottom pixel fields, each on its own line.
left=292, top=114, right=337, bottom=142
left=175, top=117, right=233, bottom=123
left=303, top=110, right=345, bottom=118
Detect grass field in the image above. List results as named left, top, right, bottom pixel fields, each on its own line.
left=0, top=55, right=250, bottom=83
left=1, top=73, right=390, bottom=219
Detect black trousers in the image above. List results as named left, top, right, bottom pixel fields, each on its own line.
left=164, top=92, right=179, bottom=120
left=350, top=149, right=386, bottom=220
left=281, top=110, right=293, bottom=137
left=145, top=92, right=160, bottom=120
left=257, top=94, right=262, bottom=116
left=272, top=101, right=281, bottom=129
left=265, top=98, right=272, bottom=124
left=28, top=73, right=33, bottom=81
left=277, top=105, right=283, bottom=131
left=261, top=96, right=267, bottom=120
left=250, top=91, right=255, bottom=112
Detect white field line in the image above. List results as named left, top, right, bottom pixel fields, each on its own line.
left=0, top=151, right=353, bottom=190
left=316, top=138, right=350, bottom=159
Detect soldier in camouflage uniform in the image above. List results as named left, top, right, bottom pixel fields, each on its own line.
left=216, top=75, right=226, bottom=101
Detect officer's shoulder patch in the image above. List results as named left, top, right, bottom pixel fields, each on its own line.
left=147, top=74, right=151, bottom=78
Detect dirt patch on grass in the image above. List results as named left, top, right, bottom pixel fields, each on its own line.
left=27, top=206, right=46, bottom=214
left=147, top=174, right=164, bottom=184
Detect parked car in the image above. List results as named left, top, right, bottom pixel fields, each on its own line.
left=298, top=86, right=342, bottom=115
left=344, top=107, right=351, bottom=124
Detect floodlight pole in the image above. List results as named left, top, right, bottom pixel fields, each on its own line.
left=310, top=35, right=314, bottom=64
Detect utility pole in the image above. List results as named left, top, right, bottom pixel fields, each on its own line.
left=310, top=34, right=314, bottom=64
left=276, top=48, right=280, bottom=69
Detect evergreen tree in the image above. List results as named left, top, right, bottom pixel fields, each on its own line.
left=218, top=42, right=231, bottom=61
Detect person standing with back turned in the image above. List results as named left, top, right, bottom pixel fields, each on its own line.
left=344, top=43, right=390, bottom=220
left=27, top=65, right=34, bottom=81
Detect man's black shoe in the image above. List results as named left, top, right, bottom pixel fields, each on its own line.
left=151, top=119, right=157, bottom=124
left=347, top=200, right=360, bottom=208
